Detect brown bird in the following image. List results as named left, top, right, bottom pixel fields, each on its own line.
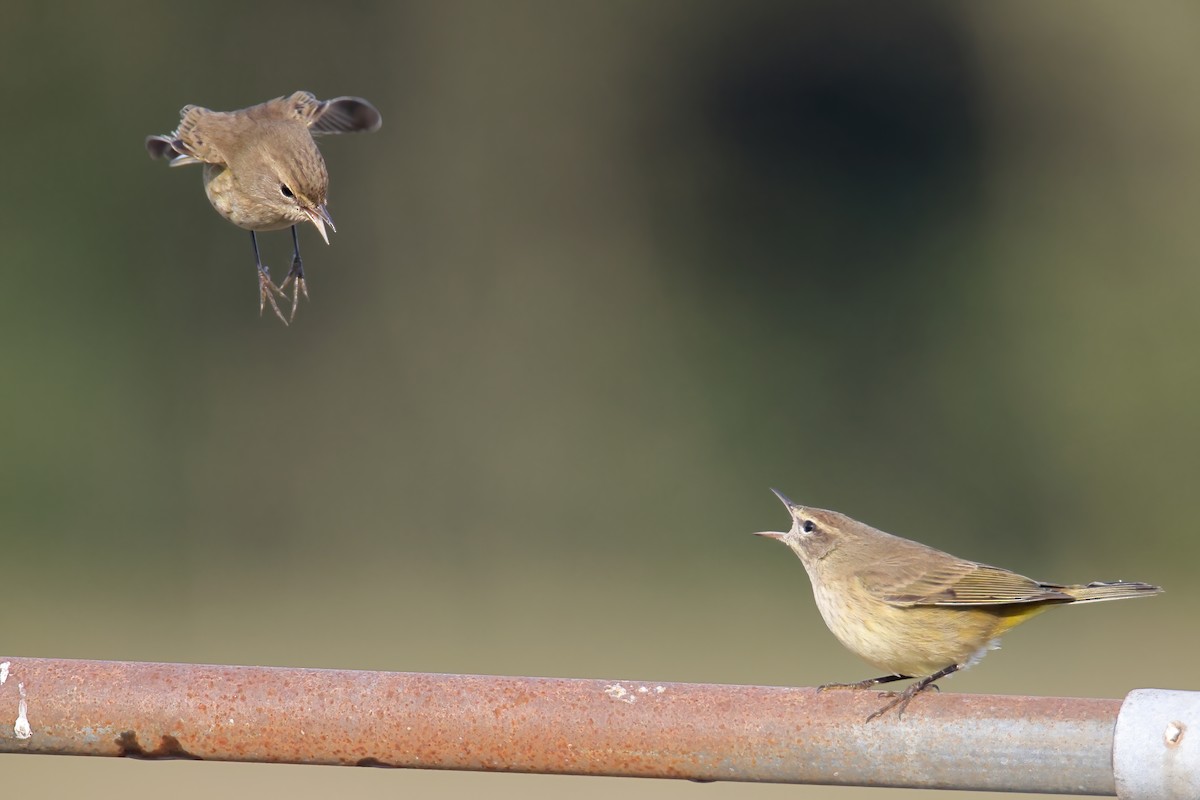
left=755, top=489, right=1163, bottom=721
left=147, top=91, right=382, bottom=323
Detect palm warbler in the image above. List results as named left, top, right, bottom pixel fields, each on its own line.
left=755, top=488, right=1162, bottom=721
left=146, top=92, right=382, bottom=324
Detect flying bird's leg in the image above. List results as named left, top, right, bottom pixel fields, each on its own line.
left=250, top=231, right=288, bottom=325
left=279, top=225, right=309, bottom=323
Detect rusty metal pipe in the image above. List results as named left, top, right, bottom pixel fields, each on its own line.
left=0, top=657, right=1120, bottom=793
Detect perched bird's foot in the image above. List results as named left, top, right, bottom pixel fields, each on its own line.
left=819, top=672, right=911, bottom=693
left=279, top=254, right=308, bottom=323
left=863, top=666, right=956, bottom=722
left=818, top=678, right=894, bottom=692
left=865, top=681, right=934, bottom=722
left=258, top=265, right=289, bottom=325
left=814, top=673, right=938, bottom=721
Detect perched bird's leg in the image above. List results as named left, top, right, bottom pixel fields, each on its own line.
left=819, top=674, right=912, bottom=692
left=865, top=663, right=961, bottom=722
left=251, top=231, right=288, bottom=325
left=278, top=225, right=309, bottom=322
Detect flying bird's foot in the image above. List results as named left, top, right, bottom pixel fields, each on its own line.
left=279, top=254, right=309, bottom=323
left=258, top=264, right=289, bottom=325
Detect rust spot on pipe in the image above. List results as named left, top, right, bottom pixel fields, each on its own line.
left=116, top=731, right=201, bottom=760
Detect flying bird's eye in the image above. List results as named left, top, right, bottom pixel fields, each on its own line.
left=801, top=520, right=816, bottom=533
left=280, top=184, right=295, bottom=198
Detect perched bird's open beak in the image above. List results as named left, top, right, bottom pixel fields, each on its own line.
left=769, top=487, right=799, bottom=510
left=303, top=204, right=336, bottom=244
left=754, top=488, right=796, bottom=538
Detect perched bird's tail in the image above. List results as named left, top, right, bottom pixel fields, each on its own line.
left=1058, top=581, right=1163, bottom=603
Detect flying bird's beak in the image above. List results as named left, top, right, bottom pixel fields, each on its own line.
left=303, top=203, right=336, bottom=244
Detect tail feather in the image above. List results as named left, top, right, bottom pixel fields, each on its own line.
left=1060, top=581, right=1163, bottom=603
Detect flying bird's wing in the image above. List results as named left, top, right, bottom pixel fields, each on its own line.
left=145, top=134, right=202, bottom=165
left=146, top=105, right=228, bottom=167
left=308, top=95, right=383, bottom=135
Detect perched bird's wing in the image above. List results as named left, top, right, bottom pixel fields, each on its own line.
left=145, top=105, right=229, bottom=167
left=285, top=91, right=382, bottom=135
left=860, top=553, right=1072, bottom=607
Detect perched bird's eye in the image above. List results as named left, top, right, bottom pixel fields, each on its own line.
left=279, top=184, right=295, bottom=199
left=801, top=520, right=816, bottom=533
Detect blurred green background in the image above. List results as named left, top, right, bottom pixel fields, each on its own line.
left=2, top=1, right=1197, bottom=797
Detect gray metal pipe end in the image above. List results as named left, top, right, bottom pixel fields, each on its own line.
left=1114, top=688, right=1200, bottom=800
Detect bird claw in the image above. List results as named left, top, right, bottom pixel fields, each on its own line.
left=278, top=254, right=309, bottom=323
left=865, top=681, right=938, bottom=722
left=818, top=679, right=888, bottom=692
left=815, top=674, right=939, bottom=721
left=258, top=265, right=289, bottom=325
left=865, top=693, right=910, bottom=723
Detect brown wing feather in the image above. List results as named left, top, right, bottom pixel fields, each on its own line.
left=170, top=105, right=229, bottom=166
left=860, top=550, right=1071, bottom=607
left=309, top=97, right=382, bottom=135
left=271, top=91, right=381, bottom=134
left=279, top=91, right=322, bottom=124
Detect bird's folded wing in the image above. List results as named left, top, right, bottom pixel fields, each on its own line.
left=861, top=558, right=1072, bottom=606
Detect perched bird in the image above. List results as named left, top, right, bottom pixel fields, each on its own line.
left=146, top=91, right=382, bottom=323
left=755, top=488, right=1163, bottom=721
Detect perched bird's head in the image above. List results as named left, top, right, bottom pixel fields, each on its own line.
left=753, top=488, right=846, bottom=565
